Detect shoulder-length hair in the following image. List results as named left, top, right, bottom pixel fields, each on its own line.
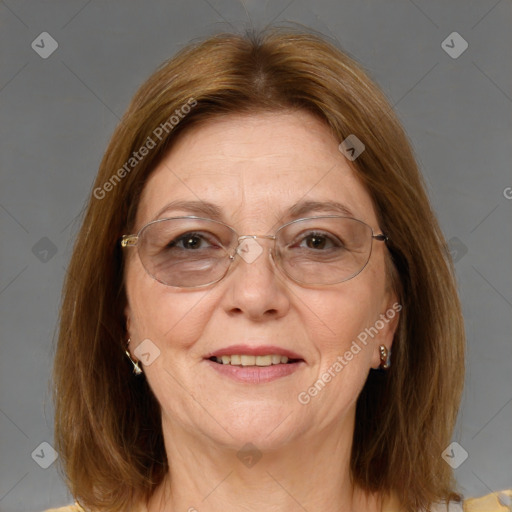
left=53, top=26, right=465, bottom=512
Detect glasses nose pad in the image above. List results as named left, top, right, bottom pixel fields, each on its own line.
left=235, top=237, right=265, bottom=264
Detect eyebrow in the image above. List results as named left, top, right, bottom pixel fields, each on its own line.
left=287, top=200, right=354, bottom=219
left=153, top=199, right=355, bottom=223
left=154, top=200, right=225, bottom=221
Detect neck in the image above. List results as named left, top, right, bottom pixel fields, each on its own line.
left=144, top=410, right=383, bottom=512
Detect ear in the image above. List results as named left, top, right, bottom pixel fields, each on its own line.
left=125, top=304, right=132, bottom=336
left=124, top=304, right=134, bottom=356
left=370, top=293, right=401, bottom=369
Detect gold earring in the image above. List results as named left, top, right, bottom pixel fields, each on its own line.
left=379, top=345, right=391, bottom=370
left=125, top=338, right=142, bottom=375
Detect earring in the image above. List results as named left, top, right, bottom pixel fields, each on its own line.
left=125, top=338, right=142, bottom=375
left=379, top=345, right=391, bottom=370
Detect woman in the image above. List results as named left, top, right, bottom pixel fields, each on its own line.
left=48, top=27, right=510, bottom=512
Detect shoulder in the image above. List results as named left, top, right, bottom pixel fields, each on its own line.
left=461, top=489, right=512, bottom=512
left=44, top=492, right=512, bottom=512
left=384, top=490, right=512, bottom=512
left=43, top=505, right=84, bottom=512
left=43, top=501, right=146, bottom=512
left=430, top=490, right=512, bottom=512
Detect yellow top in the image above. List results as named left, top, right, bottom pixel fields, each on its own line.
left=383, top=490, right=512, bottom=511
left=44, top=489, right=512, bottom=512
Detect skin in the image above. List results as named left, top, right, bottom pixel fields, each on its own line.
left=125, top=110, right=399, bottom=512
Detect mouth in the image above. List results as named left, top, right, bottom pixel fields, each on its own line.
left=208, top=354, right=303, bottom=366
left=204, top=344, right=305, bottom=383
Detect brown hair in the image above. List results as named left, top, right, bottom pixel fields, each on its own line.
left=53, top=26, right=465, bottom=511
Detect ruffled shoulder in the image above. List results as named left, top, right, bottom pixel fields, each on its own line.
left=44, top=491, right=512, bottom=512
left=43, top=505, right=84, bottom=512
left=383, top=489, right=512, bottom=511
left=431, top=490, right=512, bottom=511
left=462, top=489, right=512, bottom=511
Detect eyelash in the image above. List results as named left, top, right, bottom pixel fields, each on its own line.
left=166, top=231, right=343, bottom=251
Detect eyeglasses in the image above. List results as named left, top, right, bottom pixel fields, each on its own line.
left=120, top=215, right=388, bottom=288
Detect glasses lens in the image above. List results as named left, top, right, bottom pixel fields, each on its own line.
left=138, top=218, right=235, bottom=287
left=275, top=217, right=373, bottom=285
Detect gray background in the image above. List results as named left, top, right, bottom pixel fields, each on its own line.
left=1, top=1, right=511, bottom=511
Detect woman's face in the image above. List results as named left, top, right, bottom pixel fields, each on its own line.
left=125, top=110, right=398, bottom=450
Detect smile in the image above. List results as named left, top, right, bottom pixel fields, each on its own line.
left=209, top=354, right=299, bottom=366
left=204, top=344, right=305, bottom=383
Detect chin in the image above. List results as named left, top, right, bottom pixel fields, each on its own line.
left=202, top=405, right=302, bottom=450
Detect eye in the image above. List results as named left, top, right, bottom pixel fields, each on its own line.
left=167, top=231, right=221, bottom=251
left=294, top=231, right=344, bottom=251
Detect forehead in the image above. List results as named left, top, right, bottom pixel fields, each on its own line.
left=135, top=111, right=378, bottom=230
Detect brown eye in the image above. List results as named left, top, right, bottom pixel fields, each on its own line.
left=167, top=232, right=219, bottom=251
left=295, top=231, right=344, bottom=251
left=304, top=234, right=329, bottom=250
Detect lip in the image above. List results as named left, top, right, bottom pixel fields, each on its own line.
left=203, top=343, right=306, bottom=384
left=204, top=344, right=304, bottom=361
left=205, top=358, right=305, bottom=383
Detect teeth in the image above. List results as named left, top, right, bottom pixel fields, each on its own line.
left=255, top=355, right=272, bottom=366
left=213, top=354, right=294, bottom=366
left=241, top=355, right=255, bottom=366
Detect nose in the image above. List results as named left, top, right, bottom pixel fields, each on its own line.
left=221, top=236, right=291, bottom=321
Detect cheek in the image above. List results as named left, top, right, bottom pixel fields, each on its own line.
left=305, top=278, right=384, bottom=354
left=301, top=262, right=390, bottom=395
left=125, top=257, right=213, bottom=348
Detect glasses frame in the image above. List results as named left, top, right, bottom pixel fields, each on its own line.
left=120, top=215, right=388, bottom=288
